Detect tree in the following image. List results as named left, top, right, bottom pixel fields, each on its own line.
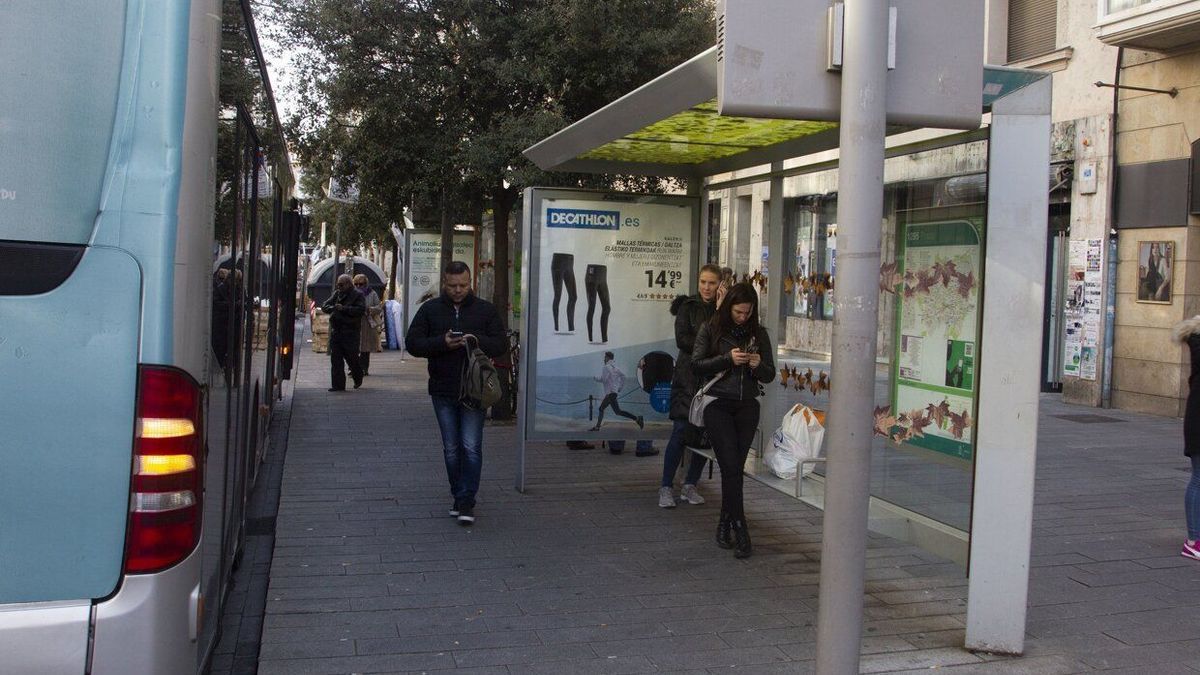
left=265, top=0, right=716, bottom=324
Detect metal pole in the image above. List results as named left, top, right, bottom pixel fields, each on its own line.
left=334, top=205, right=343, bottom=280
left=815, top=1, right=889, bottom=673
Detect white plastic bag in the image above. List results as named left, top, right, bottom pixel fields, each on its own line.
left=765, top=404, right=825, bottom=480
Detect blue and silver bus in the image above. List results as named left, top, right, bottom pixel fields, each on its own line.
left=0, top=1, right=301, bottom=672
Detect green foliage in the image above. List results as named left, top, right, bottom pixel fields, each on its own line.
left=264, top=0, right=716, bottom=250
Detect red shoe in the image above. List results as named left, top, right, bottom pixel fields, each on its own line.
left=1182, top=540, right=1200, bottom=561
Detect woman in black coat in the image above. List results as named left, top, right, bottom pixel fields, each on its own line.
left=691, top=282, right=775, bottom=558
left=1174, top=316, right=1200, bottom=561
left=658, top=264, right=724, bottom=508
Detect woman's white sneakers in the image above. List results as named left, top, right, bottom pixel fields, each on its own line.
left=680, top=484, right=705, bottom=505
left=659, top=485, right=705, bottom=507
left=658, top=487, right=676, bottom=508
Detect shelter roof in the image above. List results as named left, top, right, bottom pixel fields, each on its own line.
left=523, top=47, right=1046, bottom=178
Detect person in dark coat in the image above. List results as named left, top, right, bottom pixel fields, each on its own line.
left=692, top=282, right=775, bottom=558
left=406, top=262, right=506, bottom=525
left=322, top=274, right=366, bottom=391
left=1173, top=316, right=1200, bottom=560
left=658, top=263, right=724, bottom=508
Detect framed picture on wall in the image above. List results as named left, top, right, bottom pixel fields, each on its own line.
left=1136, top=241, right=1174, bottom=304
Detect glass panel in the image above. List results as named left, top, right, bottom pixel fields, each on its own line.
left=0, top=1, right=126, bottom=243
left=1107, top=0, right=1155, bottom=13
left=782, top=197, right=837, bottom=322
left=770, top=147, right=989, bottom=533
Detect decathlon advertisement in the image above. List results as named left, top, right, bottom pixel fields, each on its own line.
left=521, top=189, right=698, bottom=440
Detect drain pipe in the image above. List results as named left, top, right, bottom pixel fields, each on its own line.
left=1101, top=47, right=1123, bottom=408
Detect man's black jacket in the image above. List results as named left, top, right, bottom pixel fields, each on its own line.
left=406, top=292, right=507, bottom=398
left=322, top=289, right=366, bottom=335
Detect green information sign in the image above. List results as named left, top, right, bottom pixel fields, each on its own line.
left=890, top=215, right=983, bottom=461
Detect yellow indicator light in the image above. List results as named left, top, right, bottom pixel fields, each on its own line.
left=282, top=345, right=290, bottom=355
left=138, top=417, right=195, bottom=439
left=137, top=454, right=197, bottom=476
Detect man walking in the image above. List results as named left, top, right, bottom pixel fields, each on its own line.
left=406, top=262, right=506, bottom=525
left=322, top=273, right=366, bottom=392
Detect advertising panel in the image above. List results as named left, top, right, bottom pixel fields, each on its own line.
left=891, top=216, right=982, bottom=461
left=402, top=230, right=478, bottom=333
left=522, top=189, right=698, bottom=441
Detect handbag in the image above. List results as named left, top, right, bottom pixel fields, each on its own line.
left=688, top=370, right=727, bottom=428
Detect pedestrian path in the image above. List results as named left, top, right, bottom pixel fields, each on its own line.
left=256, top=349, right=1200, bottom=674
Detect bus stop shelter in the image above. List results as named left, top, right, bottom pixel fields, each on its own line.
left=523, top=7, right=1051, bottom=662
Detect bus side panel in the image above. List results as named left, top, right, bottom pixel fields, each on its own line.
left=174, top=0, right=220, bottom=380
left=0, top=246, right=141, bottom=604
left=91, top=546, right=201, bottom=675
left=0, top=602, right=90, bottom=674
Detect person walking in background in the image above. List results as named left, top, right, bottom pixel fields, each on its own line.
left=322, top=274, right=366, bottom=392
left=590, top=352, right=643, bottom=431
left=406, top=262, right=506, bottom=525
left=1174, top=315, right=1200, bottom=561
left=354, top=274, right=383, bottom=375
left=692, top=282, right=775, bottom=558
left=659, top=263, right=724, bottom=508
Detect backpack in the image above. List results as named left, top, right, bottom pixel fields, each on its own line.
left=459, top=335, right=502, bottom=410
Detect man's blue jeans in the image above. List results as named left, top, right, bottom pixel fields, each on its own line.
left=432, top=396, right=486, bottom=508
left=662, top=419, right=706, bottom=488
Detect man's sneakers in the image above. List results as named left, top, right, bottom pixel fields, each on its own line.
left=658, top=487, right=676, bottom=508
left=457, top=506, right=475, bottom=525
left=680, top=484, right=706, bottom=505
left=1183, top=539, right=1200, bottom=561
left=450, top=500, right=475, bottom=525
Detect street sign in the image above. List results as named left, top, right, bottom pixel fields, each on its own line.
left=324, top=175, right=359, bottom=204
left=717, top=0, right=984, bottom=129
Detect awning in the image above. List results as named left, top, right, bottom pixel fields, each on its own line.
left=523, top=47, right=1047, bottom=178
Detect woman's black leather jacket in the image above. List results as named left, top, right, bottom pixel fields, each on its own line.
left=691, top=322, right=775, bottom=400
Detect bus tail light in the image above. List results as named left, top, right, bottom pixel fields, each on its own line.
left=125, top=365, right=203, bottom=574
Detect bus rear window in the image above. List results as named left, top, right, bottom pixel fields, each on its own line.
left=0, top=2, right=127, bottom=245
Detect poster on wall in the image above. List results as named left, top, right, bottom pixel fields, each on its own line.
left=891, top=217, right=982, bottom=461
left=1063, top=240, right=1086, bottom=377
left=522, top=189, right=697, bottom=440
left=1062, top=238, right=1103, bottom=380
left=402, top=230, right=478, bottom=333
left=1079, top=239, right=1104, bottom=381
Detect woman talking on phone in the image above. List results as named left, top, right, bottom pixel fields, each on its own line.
left=691, top=282, right=775, bottom=558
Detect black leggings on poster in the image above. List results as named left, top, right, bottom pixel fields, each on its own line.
left=596, top=392, right=638, bottom=426
left=585, top=264, right=610, bottom=343
left=550, top=253, right=576, bottom=332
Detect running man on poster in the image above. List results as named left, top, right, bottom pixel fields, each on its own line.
left=524, top=190, right=696, bottom=438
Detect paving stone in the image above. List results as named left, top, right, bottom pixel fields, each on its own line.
left=858, top=646, right=982, bottom=673
left=235, top=349, right=1200, bottom=674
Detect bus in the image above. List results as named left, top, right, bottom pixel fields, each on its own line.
left=0, top=1, right=300, bottom=672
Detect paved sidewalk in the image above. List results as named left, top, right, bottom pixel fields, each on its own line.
left=257, top=349, right=1200, bottom=674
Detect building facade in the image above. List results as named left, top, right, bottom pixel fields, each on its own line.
left=706, top=0, right=1199, bottom=417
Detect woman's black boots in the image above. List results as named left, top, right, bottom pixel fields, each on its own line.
left=731, top=519, right=753, bottom=558
left=716, top=511, right=733, bottom=549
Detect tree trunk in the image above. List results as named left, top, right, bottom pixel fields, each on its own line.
left=491, top=185, right=517, bottom=331
left=389, top=237, right=400, bottom=301
left=440, top=187, right=455, bottom=277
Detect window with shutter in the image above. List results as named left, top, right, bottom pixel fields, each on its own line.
left=1008, top=0, right=1058, bottom=62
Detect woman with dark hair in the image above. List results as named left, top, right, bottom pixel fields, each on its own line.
left=691, top=282, right=775, bottom=557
